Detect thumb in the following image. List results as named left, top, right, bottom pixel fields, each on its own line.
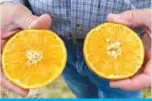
left=107, top=9, right=151, bottom=28
left=1, top=14, right=52, bottom=39
left=15, top=13, right=52, bottom=29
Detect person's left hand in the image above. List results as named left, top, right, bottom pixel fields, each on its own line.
left=107, top=9, right=151, bottom=90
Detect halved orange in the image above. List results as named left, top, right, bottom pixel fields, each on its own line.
left=2, top=30, right=67, bottom=89
left=83, top=23, right=144, bottom=80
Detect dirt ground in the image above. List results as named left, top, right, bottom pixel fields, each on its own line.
left=0, top=77, right=151, bottom=98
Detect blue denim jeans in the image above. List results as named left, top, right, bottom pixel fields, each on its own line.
left=61, top=37, right=141, bottom=98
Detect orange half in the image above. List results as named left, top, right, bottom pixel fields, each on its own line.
left=83, top=23, right=144, bottom=80
left=2, top=30, right=67, bottom=89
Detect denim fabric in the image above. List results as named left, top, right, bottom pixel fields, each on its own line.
left=61, top=37, right=141, bottom=98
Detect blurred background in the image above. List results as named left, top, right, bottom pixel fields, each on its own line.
left=0, top=77, right=151, bottom=98
left=1, top=77, right=75, bottom=98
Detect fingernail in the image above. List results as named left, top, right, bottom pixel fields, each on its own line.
left=107, top=13, right=122, bottom=22
left=29, top=20, right=37, bottom=29
left=111, top=14, right=122, bottom=20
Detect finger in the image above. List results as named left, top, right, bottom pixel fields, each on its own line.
left=15, top=13, right=52, bottom=29
left=1, top=14, right=51, bottom=39
left=110, top=74, right=151, bottom=90
left=1, top=14, right=52, bottom=39
left=29, top=14, right=52, bottom=29
left=1, top=27, right=21, bottom=39
left=1, top=28, right=21, bottom=53
left=142, top=34, right=151, bottom=60
left=110, top=59, right=151, bottom=90
left=1, top=39, right=7, bottom=53
left=107, top=9, right=151, bottom=28
left=1, top=75, right=29, bottom=97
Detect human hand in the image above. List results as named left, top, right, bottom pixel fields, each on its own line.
left=0, top=3, right=52, bottom=96
left=107, top=9, right=151, bottom=90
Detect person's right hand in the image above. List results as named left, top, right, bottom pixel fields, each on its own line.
left=107, top=9, right=151, bottom=90
left=0, top=3, right=52, bottom=96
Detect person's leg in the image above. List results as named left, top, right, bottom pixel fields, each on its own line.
left=62, top=63, right=99, bottom=98
left=61, top=38, right=99, bottom=98
left=86, top=69, right=141, bottom=98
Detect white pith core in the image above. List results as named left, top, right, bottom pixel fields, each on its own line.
left=27, top=50, right=43, bottom=64
left=106, top=38, right=121, bottom=59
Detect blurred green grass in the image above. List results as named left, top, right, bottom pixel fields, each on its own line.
left=1, top=77, right=75, bottom=98
left=142, top=89, right=152, bottom=98
left=0, top=77, right=151, bottom=98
